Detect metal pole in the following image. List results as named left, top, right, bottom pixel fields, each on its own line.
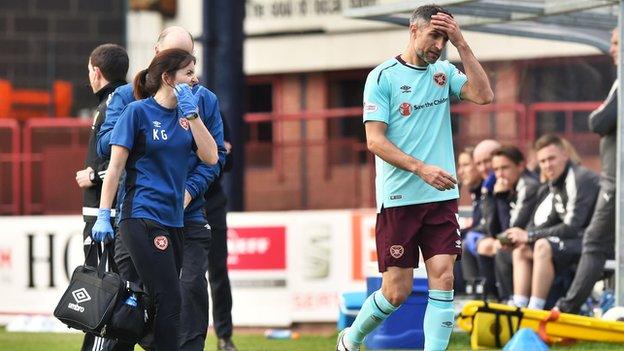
left=202, top=0, right=245, bottom=211
left=615, top=1, right=624, bottom=306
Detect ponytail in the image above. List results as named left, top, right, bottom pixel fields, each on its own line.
left=133, top=69, right=151, bottom=100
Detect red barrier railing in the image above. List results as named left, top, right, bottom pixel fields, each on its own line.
left=0, top=119, right=20, bottom=215
left=452, top=102, right=529, bottom=151
left=527, top=102, right=602, bottom=141
left=0, top=101, right=606, bottom=214
left=22, top=118, right=91, bottom=214
left=527, top=102, right=602, bottom=165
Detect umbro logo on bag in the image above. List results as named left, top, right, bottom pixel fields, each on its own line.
left=67, top=288, right=91, bottom=313
left=72, top=288, right=91, bottom=303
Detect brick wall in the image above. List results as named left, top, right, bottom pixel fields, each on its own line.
left=245, top=73, right=376, bottom=211
left=0, top=0, right=125, bottom=115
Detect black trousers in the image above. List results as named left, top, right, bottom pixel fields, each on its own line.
left=118, top=218, right=184, bottom=351
left=179, top=222, right=211, bottom=351
left=205, top=196, right=234, bottom=340
left=81, top=221, right=120, bottom=351
left=461, top=240, right=499, bottom=299
left=558, top=188, right=615, bottom=313
left=494, top=250, right=513, bottom=301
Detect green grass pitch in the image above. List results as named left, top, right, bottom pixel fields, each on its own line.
left=0, top=328, right=623, bottom=350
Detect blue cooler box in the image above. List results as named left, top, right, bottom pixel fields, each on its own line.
left=365, top=277, right=428, bottom=350
left=338, top=291, right=367, bottom=330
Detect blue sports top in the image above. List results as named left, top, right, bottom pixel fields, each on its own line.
left=111, top=97, right=193, bottom=227
left=363, top=55, right=467, bottom=212
left=99, top=83, right=226, bottom=224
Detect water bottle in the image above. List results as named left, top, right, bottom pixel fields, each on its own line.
left=264, top=329, right=300, bottom=340
left=125, top=294, right=138, bottom=307
left=601, top=289, right=615, bottom=314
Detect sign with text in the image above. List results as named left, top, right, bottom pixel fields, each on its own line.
left=227, top=226, right=286, bottom=270
left=245, top=0, right=387, bottom=35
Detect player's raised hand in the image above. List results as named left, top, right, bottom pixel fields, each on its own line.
left=430, top=12, right=466, bottom=47
left=415, top=163, right=457, bottom=191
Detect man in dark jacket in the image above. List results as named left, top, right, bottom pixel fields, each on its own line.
left=461, top=139, right=500, bottom=298
left=486, top=146, right=540, bottom=301
left=504, top=135, right=600, bottom=310
left=555, top=29, right=618, bottom=314
left=74, top=43, right=128, bottom=351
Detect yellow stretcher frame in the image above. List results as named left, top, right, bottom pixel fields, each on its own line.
left=457, top=300, right=624, bottom=350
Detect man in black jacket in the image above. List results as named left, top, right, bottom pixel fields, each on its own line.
left=555, top=29, right=618, bottom=314
left=504, top=135, right=600, bottom=310
left=74, top=43, right=128, bottom=351
left=486, top=146, right=540, bottom=301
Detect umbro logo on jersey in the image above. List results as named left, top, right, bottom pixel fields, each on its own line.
left=400, top=85, right=411, bottom=93
left=153, top=121, right=162, bottom=128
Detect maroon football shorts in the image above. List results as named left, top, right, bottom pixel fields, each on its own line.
left=375, top=199, right=461, bottom=272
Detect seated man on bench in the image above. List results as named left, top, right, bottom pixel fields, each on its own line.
left=500, top=135, right=599, bottom=310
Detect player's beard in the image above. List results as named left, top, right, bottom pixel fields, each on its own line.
left=416, top=48, right=436, bottom=65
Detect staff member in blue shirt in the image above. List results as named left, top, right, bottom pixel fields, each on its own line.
left=92, top=48, right=219, bottom=350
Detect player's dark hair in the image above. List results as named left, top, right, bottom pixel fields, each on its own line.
left=90, top=44, right=128, bottom=83
left=134, top=49, right=195, bottom=100
left=533, top=134, right=565, bottom=152
left=492, top=145, right=525, bottom=165
left=410, top=4, right=453, bottom=26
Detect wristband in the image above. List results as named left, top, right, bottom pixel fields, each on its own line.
left=185, top=112, right=199, bottom=120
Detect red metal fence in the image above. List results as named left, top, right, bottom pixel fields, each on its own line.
left=0, top=119, right=20, bottom=215
left=22, top=118, right=91, bottom=214
left=0, top=101, right=605, bottom=214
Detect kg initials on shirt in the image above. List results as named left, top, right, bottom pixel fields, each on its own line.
left=153, top=128, right=168, bottom=140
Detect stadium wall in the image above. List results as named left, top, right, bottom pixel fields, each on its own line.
left=0, top=210, right=430, bottom=326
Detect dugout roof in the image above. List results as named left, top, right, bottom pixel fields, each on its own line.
left=344, top=0, right=618, bottom=52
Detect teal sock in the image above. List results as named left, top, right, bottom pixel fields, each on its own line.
left=424, top=290, right=455, bottom=351
left=346, top=290, right=399, bottom=345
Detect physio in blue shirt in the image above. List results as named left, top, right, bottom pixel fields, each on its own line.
left=96, top=26, right=230, bottom=351
left=92, top=48, right=218, bottom=351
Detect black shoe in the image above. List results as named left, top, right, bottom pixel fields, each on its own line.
left=218, top=338, right=238, bottom=351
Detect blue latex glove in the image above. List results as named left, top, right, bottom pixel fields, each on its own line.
left=91, top=209, right=115, bottom=243
left=174, top=83, right=199, bottom=117
left=483, top=172, right=496, bottom=193
left=465, top=230, right=485, bottom=256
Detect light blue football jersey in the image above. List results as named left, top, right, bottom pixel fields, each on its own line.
left=363, top=55, right=467, bottom=213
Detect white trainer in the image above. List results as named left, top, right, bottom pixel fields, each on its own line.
left=336, top=327, right=360, bottom=351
